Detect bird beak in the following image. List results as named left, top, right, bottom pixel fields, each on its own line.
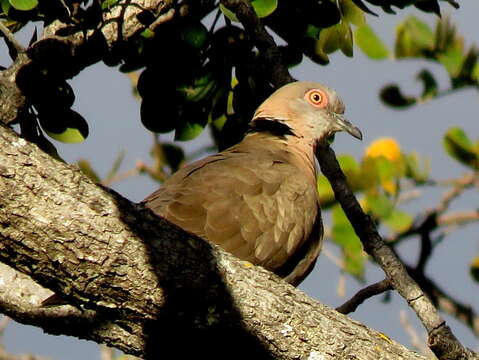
left=333, top=113, right=362, bottom=140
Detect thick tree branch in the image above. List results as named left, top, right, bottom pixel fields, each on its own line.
left=0, top=123, right=427, bottom=359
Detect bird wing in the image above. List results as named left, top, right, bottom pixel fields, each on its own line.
left=143, top=146, right=321, bottom=275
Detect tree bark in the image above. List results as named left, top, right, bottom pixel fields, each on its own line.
left=0, top=123, right=428, bottom=359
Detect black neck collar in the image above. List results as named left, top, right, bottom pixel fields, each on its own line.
left=247, top=117, right=296, bottom=138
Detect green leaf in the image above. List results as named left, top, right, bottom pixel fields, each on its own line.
left=340, top=0, right=365, bottom=27
left=366, top=193, right=394, bottom=219
left=174, top=120, right=205, bottom=141
left=355, top=25, right=389, bottom=60
left=318, top=24, right=341, bottom=54
left=8, top=0, right=37, bottom=11
left=351, top=0, right=378, bottom=16
left=438, top=49, right=464, bottom=77
left=251, top=0, right=277, bottom=18
left=454, top=47, right=479, bottom=87
left=332, top=205, right=365, bottom=280
left=434, top=15, right=463, bottom=54
left=375, top=156, right=396, bottom=181
left=177, top=72, right=217, bottom=103
left=383, top=209, right=413, bottom=232
left=395, top=16, right=434, bottom=58
left=45, top=127, right=85, bottom=143
left=305, top=24, right=320, bottom=39
left=162, top=143, right=185, bottom=172
left=0, top=0, right=11, bottom=14
left=104, top=150, right=125, bottom=184
left=45, top=128, right=85, bottom=143
left=317, top=175, right=336, bottom=208
left=175, top=106, right=208, bottom=141
left=473, top=63, right=479, bottom=80
left=181, top=22, right=208, bottom=49
left=404, top=152, right=430, bottom=184
left=340, top=22, right=354, bottom=57
left=443, top=127, right=479, bottom=168
left=40, top=109, right=89, bottom=144
left=140, top=94, right=179, bottom=134
left=338, top=154, right=360, bottom=174
left=140, top=28, right=155, bottom=39
left=317, top=21, right=352, bottom=57
left=101, top=0, right=118, bottom=10
left=358, top=157, right=379, bottom=190
left=311, top=38, right=330, bottom=64
left=380, top=85, right=417, bottom=109
left=470, top=256, right=479, bottom=283
left=417, top=69, right=438, bottom=100
left=219, top=4, right=238, bottom=22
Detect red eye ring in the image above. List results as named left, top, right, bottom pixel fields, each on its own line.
left=305, top=89, right=328, bottom=108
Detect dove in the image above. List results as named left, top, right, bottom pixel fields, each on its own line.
left=143, top=81, right=362, bottom=285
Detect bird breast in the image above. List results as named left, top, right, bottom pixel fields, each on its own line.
left=143, top=143, right=320, bottom=273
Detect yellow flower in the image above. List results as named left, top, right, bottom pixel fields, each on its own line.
left=364, top=137, right=401, bottom=162
left=364, top=138, right=402, bottom=195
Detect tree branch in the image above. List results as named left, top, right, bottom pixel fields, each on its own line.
left=336, top=278, right=393, bottom=315
left=0, top=123, right=427, bottom=359
left=0, top=21, right=26, bottom=56
left=316, top=144, right=478, bottom=360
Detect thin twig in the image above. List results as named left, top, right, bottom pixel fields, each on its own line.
left=438, top=210, right=479, bottom=227
left=100, top=345, right=115, bottom=360
left=148, top=7, right=175, bottom=32
left=399, top=310, right=430, bottom=355
left=0, top=316, right=9, bottom=334
left=436, top=173, right=478, bottom=213
left=321, top=245, right=345, bottom=270
left=336, top=278, right=392, bottom=314
left=416, top=231, right=432, bottom=273
left=387, top=173, right=478, bottom=245
left=101, top=167, right=140, bottom=186
left=0, top=21, right=25, bottom=54
left=208, top=8, right=222, bottom=35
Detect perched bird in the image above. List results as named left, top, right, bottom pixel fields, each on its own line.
left=143, top=81, right=362, bottom=286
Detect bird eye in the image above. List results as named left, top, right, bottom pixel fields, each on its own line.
left=305, top=89, right=328, bottom=108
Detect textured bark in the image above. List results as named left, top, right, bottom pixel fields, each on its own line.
left=0, top=123, right=428, bottom=359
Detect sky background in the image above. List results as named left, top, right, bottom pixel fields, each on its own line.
left=1, top=1, right=479, bottom=358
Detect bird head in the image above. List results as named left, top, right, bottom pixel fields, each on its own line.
left=251, top=81, right=362, bottom=145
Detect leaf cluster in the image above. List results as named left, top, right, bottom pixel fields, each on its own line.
left=355, top=16, right=479, bottom=108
